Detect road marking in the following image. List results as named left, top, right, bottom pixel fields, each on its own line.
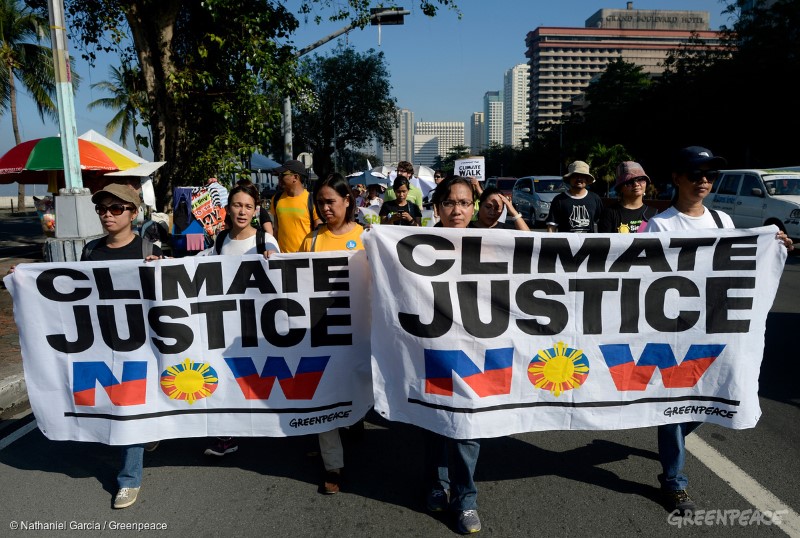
left=688, top=434, right=800, bottom=537
left=0, top=418, right=37, bottom=451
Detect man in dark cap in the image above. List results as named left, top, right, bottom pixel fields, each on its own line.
left=270, top=159, right=322, bottom=252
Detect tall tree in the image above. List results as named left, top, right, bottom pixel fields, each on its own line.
left=87, top=62, right=148, bottom=156
left=587, top=143, right=631, bottom=196
left=0, top=0, right=55, bottom=209
left=292, top=45, right=397, bottom=179
left=28, top=0, right=458, bottom=208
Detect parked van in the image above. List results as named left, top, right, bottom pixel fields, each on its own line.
left=703, top=169, right=800, bottom=241
left=511, top=175, right=565, bottom=225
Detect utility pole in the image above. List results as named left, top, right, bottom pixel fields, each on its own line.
left=282, top=8, right=409, bottom=162
left=46, top=0, right=102, bottom=258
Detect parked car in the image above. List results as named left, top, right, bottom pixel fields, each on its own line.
left=703, top=169, right=800, bottom=241
left=512, top=175, right=565, bottom=225
left=485, top=177, right=517, bottom=197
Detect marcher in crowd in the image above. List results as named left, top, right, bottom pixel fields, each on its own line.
left=474, top=186, right=530, bottom=231
left=202, top=180, right=279, bottom=459
left=383, top=160, right=424, bottom=210
left=426, top=176, right=483, bottom=534
left=271, top=159, right=323, bottom=252
left=546, top=160, right=603, bottom=233
left=599, top=161, right=659, bottom=233
left=298, top=173, right=365, bottom=495
left=645, top=146, right=793, bottom=515
left=85, top=184, right=163, bottom=509
left=380, top=176, right=422, bottom=226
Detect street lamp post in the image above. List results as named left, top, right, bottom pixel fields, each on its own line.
left=282, top=8, right=409, bottom=162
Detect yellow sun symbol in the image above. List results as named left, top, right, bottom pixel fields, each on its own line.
left=527, top=341, right=590, bottom=397
left=160, top=358, right=219, bottom=405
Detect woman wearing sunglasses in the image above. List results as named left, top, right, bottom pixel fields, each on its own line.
left=599, top=161, right=658, bottom=233
left=85, top=183, right=163, bottom=509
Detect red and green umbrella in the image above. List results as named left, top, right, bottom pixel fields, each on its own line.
left=0, top=137, right=140, bottom=186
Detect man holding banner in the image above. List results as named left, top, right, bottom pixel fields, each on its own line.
left=646, top=146, right=794, bottom=515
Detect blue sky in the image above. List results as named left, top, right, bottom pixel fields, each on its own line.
left=1, top=0, right=730, bottom=183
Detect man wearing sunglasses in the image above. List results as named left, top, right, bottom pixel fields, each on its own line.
left=270, top=159, right=322, bottom=253
left=646, top=146, right=793, bottom=516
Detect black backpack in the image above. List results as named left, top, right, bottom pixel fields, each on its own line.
left=213, top=229, right=269, bottom=255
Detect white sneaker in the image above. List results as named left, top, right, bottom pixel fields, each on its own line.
left=457, top=509, right=481, bottom=534
left=113, top=487, right=140, bottom=509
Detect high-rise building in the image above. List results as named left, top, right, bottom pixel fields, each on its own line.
left=503, top=64, right=530, bottom=148
left=470, top=112, right=485, bottom=155
left=377, top=108, right=414, bottom=165
left=483, top=91, right=503, bottom=147
left=525, top=4, right=723, bottom=137
left=414, top=122, right=465, bottom=167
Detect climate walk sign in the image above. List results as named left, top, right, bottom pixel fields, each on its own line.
left=4, top=251, right=373, bottom=445
left=363, top=225, right=785, bottom=439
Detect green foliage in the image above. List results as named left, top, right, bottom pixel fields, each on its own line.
left=587, top=143, right=631, bottom=196
left=87, top=62, right=148, bottom=155
left=292, top=44, right=397, bottom=179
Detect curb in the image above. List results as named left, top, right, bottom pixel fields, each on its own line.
left=0, top=374, right=28, bottom=414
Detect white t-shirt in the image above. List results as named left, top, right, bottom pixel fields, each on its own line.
left=646, top=205, right=734, bottom=232
left=199, top=231, right=280, bottom=256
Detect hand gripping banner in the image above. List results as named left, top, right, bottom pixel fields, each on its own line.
left=362, top=225, right=785, bottom=439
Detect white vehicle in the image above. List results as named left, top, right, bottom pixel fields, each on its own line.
left=703, top=169, right=800, bottom=241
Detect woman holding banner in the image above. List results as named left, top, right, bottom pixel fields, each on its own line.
left=83, top=183, right=163, bottom=509
left=426, top=176, right=483, bottom=534
left=299, top=172, right=366, bottom=495
left=200, top=180, right=279, bottom=459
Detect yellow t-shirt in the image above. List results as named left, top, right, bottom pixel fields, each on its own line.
left=272, top=190, right=320, bottom=253
left=298, top=223, right=364, bottom=253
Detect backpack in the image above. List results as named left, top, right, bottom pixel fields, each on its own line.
left=213, top=228, right=268, bottom=255
left=83, top=235, right=154, bottom=259
left=272, top=189, right=318, bottom=237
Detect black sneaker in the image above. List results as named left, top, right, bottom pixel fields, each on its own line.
left=664, top=489, right=696, bottom=514
left=426, top=488, right=449, bottom=512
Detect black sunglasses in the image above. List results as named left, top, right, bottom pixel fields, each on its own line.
left=95, top=203, right=134, bottom=216
left=686, top=170, right=719, bottom=183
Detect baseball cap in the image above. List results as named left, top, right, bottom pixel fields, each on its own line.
left=91, top=183, right=141, bottom=206
left=672, top=146, right=727, bottom=172
left=272, top=159, right=308, bottom=178
left=563, top=160, right=595, bottom=184
left=615, top=161, right=650, bottom=189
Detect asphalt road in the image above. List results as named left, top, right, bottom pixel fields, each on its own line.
left=0, top=257, right=798, bottom=537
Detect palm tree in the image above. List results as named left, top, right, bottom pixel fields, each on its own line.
left=587, top=143, right=631, bottom=197
left=88, top=63, right=149, bottom=156
left=0, top=0, right=57, bottom=210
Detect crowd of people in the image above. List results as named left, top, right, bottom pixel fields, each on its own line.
left=8, top=147, right=795, bottom=534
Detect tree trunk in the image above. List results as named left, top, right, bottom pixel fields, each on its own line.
left=122, top=0, right=180, bottom=210
left=9, top=66, right=25, bottom=211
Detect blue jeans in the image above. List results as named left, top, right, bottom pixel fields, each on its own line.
left=426, top=432, right=480, bottom=511
left=117, top=444, right=144, bottom=488
left=658, top=422, right=701, bottom=491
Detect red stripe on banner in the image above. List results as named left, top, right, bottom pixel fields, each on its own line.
left=463, top=367, right=513, bottom=397
left=278, top=371, right=324, bottom=400
left=234, top=374, right=276, bottom=400
left=426, top=377, right=454, bottom=396
left=608, top=363, right=656, bottom=391
left=73, top=388, right=96, bottom=406
left=107, top=379, right=147, bottom=406
left=660, top=357, right=717, bottom=388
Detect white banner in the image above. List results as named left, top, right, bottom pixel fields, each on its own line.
left=363, top=225, right=785, bottom=439
left=4, top=252, right=373, bottom=445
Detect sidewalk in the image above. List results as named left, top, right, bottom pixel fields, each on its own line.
left=0, top=209, right=45, bottom=417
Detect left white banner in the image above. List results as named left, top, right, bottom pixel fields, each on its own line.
left=3, top=252, right=373, bottom=445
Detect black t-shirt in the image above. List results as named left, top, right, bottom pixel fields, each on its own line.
left=546, top=191, right=604, bottom=233
left=81, top=235, right=162, bottom=262
left=599, top=203, right=658, bottom=234
left=379, top=200, right=422, bottom=225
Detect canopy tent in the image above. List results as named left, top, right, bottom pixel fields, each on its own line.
left=250, top=153, right=281, bottom=171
